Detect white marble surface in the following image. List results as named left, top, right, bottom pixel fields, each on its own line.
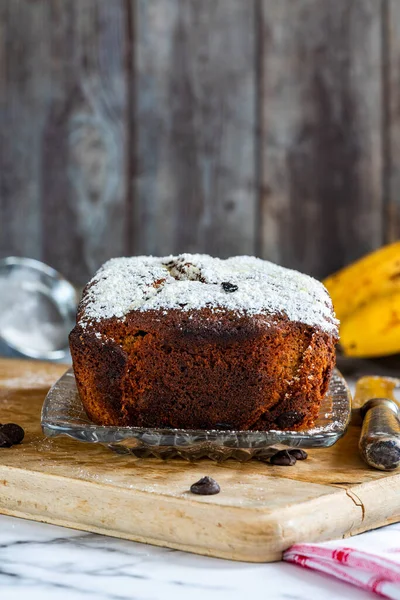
left=0, top=514, right=379, bottom=600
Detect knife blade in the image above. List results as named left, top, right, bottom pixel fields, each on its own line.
left=353, top=375, right=400, bottom=471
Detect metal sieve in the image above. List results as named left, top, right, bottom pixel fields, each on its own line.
left=0, top=257, right=78, bottom=362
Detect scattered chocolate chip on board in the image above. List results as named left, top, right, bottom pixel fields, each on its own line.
left=269, top=448, right=308, bottom=465
left=0, top=423, right=25, bottom=447
left=288, top=448, right=308, bottom=461
left=190, top=476, right=221, bottom=495
left=270, top=450, right=297, bottom=466
left=0, top=432, right=13, bottom=448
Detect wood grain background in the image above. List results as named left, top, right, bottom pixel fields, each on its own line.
left=0, top=0, right=397, bottom=285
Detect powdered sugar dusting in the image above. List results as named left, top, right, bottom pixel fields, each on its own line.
left=78, top=254, right=338, bottom=334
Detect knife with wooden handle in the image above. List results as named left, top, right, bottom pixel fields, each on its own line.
left=353, top=376, right=400, bottom=471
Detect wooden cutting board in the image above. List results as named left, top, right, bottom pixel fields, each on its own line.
left=1, top=358, right=400, bottom=563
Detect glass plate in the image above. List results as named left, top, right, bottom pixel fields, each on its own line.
left=41, top=368, right=351, bottom=461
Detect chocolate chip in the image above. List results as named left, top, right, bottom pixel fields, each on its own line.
left=221, top=282, right=238, bottom=293
left=215, top=423, right=233, bottom=430
left=0, top=424, right=24, bottom=445
left=190, top=476, right=220, bottom=495
left=0, top=432, right=13, bottom=448
left=270, top=450, right=296, bottom=466
left=288, top=448, right=308, bottom=460
left=275, top=411, right=304, bottom=429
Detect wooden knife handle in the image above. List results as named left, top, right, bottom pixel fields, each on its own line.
left=359, top=398, right=400, bottom=471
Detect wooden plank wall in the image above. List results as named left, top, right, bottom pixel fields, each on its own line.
left=0, top=0, right=395, bottom=285
left=259, top=0, right=383, bottom=278
left=134, top=0, right=256, bottom=258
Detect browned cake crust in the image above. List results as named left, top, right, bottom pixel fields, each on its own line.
left=70, top=308, right=336, bottom=431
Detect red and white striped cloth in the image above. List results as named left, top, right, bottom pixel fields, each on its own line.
left=284, top=524, right=400, bottom=599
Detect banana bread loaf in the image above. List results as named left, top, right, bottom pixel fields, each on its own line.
left=69, top=254, right=338, bottom=431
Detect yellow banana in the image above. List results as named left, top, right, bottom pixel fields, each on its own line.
left=323, top=241, right=400, bottom=323
left=340, top=290, right=400, bottom=358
